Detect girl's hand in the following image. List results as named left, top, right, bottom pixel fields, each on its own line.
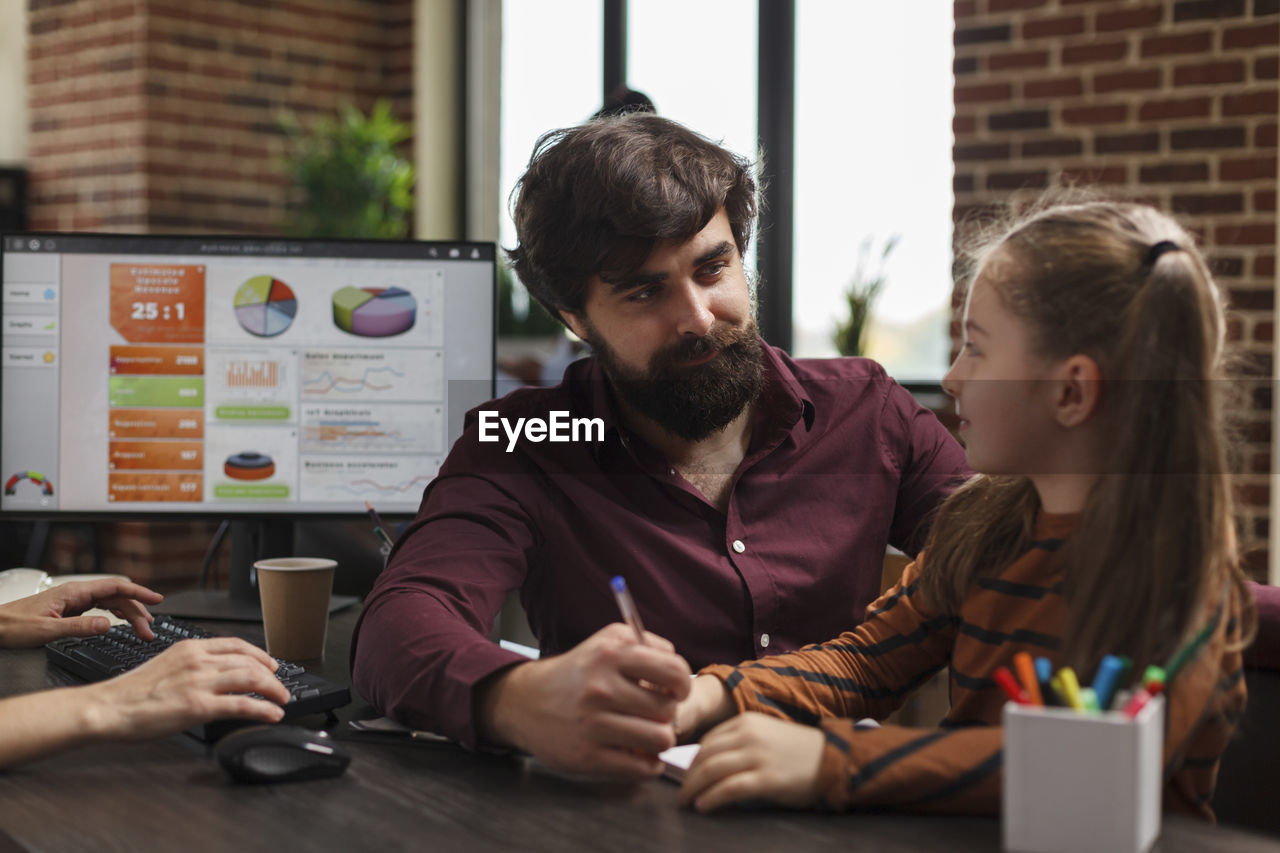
left=678, top=712, right=825, bottom=812
left=673, top=674, right=736, bottom=742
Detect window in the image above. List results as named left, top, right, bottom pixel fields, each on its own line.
left=498, top=0, right=602, bottom=330
left=495, top=2, right=956, bottom=382
left=625, top=0, right=758, bottom=272
left=791, top=1, right=955, bottom=381
left=625, top=0, right=758, bottom=171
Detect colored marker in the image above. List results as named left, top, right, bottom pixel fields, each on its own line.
left=365, top=500, right=395, bottom=551
left=1142, top=665, right=1167, bottom=695
left=1111, top=656, right=1133, bottom=707
left=1013, top=652, right=1043, bottom=706
left=1080, top=687, right=1100, bottom=714
left=1034, top=657, right=1060, bottom=705
left=1123, top=688, right=1155, bottom=718
left=610, top=576, right=648, bottom=645
left=993, top=666, right=1030, bottom=705
left=365, top=500, right=388, bottom=533
left=1091, top=654, right=1126, bottom=711
left=1052, top=667, right=1085, bottom=712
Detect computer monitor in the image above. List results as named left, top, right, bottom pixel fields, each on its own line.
left=1, top=233, right=495, bottom=619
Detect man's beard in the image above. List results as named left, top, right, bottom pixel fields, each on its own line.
left=588, top=319, right=765, bottom=442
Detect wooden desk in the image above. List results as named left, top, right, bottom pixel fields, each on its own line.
left=1, top=608, right=1277, bottom=852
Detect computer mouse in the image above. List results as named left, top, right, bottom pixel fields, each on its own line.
left=214, top=725, right=350, bottom=784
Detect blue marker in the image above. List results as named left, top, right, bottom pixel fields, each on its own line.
left=1034, top=656, right=1060, bottom=706
left=1091, top=654, right=1126, bottom=711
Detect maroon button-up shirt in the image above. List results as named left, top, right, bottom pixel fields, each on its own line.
left=351, top=344, right=969, bottom=746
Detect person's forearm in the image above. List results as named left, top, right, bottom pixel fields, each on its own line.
left=815, top=720, right=1002, bottom=813
left=0, top=685, right=104, bottom=768
left=678, top=674, right=737, bottom=740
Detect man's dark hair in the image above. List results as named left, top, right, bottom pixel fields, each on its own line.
left=593, top=85, right=656, bottom=119
left=507, top=114, right=758, bottom=321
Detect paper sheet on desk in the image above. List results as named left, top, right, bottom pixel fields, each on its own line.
left=348, top=717, right=452, bottom=742
left=659, top=744, right=700, bottom=782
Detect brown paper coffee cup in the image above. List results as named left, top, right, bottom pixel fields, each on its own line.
left=254, top=557, right=336, bottom=660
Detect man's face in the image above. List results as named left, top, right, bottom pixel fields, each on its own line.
left=562, top=209, right=764, bottom=441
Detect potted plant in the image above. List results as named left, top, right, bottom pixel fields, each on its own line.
left=832, top=235, right=899, bottom=357
left=279, top=99, right=415, bottom=239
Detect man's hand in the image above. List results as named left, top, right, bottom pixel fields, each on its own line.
left=478, top=622, right=692, bottom=778
left=0, top=578, right=164, bottom=648
left=678, top=712, right=826, bottom=812
left=81, top=637, right=289, bottom=741
left=673, top=673, right=736, bottom=743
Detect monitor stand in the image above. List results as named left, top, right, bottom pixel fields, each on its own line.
left=154, top=519, right=357, bottom=622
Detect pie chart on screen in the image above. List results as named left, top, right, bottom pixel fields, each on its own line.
left=331, top=286, right=416, bottom=337
left=234, top=276, right=297, bottom=338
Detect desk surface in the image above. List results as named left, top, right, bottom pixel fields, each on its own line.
left=1, top=608, right=1277, bottom=852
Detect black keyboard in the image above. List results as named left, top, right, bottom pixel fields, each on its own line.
left=45, top=614, right=350, bottom=741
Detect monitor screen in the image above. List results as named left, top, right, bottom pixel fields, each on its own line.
left=1, top=233, right=495, bottom=519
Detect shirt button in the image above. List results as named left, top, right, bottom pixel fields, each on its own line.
left=732, top=539, right=746, bottom=554
left=760, top=633, right=770, bottom=648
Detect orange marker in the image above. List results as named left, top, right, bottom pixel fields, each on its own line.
left=1013, top=652, right=1043, bottom=706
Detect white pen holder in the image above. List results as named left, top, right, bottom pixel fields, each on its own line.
left=1002, top=696, right=1164, bottom=853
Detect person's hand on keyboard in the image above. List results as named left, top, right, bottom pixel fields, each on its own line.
left=82, top=637, right=290, bottom=741
left=0, top=578, right=164, bottom=649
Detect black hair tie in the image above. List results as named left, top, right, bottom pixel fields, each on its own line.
left=1144, top=240, right=1180, bottom=266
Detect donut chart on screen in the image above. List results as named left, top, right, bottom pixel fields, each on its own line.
left=234, top=276, right=297, bottom=338
left=224, top=452, right=275, bottom=480
left=332, top=286, right=416, bottom=337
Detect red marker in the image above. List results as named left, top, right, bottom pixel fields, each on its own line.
left=994, top=666, right=1031, bottom=705
left=1122, top=687, right=1154, bottom=718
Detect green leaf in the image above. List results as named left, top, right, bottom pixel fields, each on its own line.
left=278, top=99, right=416, bottom=239
left=832, top=235, right=899, bottom=357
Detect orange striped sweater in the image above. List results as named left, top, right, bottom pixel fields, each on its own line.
left=699, top=511, right=1247, bottom=817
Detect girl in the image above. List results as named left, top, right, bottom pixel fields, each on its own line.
left=674, top=201, right=1255, bottom=817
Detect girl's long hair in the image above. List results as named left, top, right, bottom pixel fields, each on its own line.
left=919, top=201, right=1254, bottom=676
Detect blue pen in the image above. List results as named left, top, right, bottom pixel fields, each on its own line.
left=610, top=576, right=648, bottom=645
left=1091, top=654, right=1126, bottom=711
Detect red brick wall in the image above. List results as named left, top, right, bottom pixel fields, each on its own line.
left=26, top=0, right=413, bottom=234
left=26, top=0, right=148, bottom=231
left=952, top=0, right=1279, bottom=577
left=22, top=0, right=412, bottom=584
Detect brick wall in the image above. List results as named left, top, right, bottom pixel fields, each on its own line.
left=21, top=0, right=412, bottom=585
left=952, top=0, right=1279, bottom=578
left=26, top=0, right=413, bottom=234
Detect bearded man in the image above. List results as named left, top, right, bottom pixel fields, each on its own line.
left=351, top=114, right=969, bottom=778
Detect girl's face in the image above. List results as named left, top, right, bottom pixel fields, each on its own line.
left=942, top=252, right=1063, bottom=476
